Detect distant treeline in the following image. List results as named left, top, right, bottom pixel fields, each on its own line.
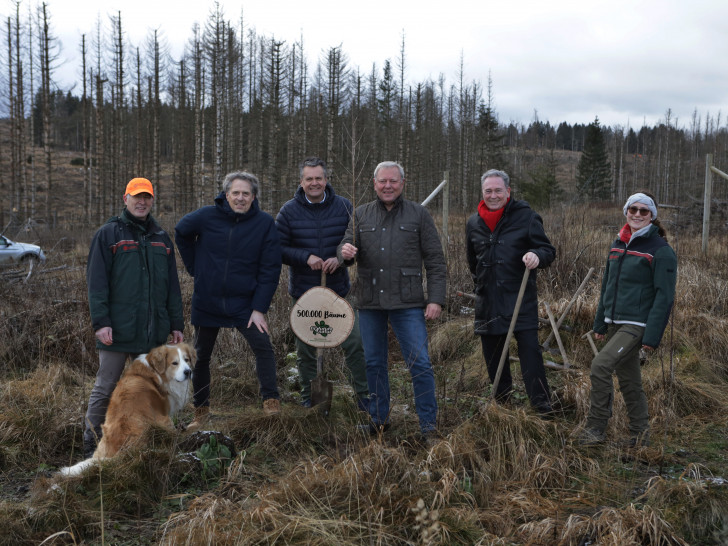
left=2, top=3, right=727, bottom=225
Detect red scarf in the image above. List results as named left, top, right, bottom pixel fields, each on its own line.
left=618, top=223, right=632, bottom=243
left=478, top=199, right=508, bottom=232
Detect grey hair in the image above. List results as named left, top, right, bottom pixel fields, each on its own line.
left=481, top=169, right=510, bottom=188
left=222, top=171, right=259, bottom=197
left=299, top=157, right=328, bottom=179
left=373, top=161, right=405, bottom=181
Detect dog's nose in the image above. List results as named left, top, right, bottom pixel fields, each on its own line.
left=184, top=368, right=192, bottom=378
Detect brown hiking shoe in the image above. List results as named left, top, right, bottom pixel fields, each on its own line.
left=625, top=431, right=650, bottom=448
left=186, top=406, right=210, bottom=433
left=577, top=428, right=606, bottom=447
left=263, top=398, right=281, bottom=416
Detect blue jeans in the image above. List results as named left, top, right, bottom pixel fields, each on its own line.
left=358, top=308, right=437, bottom=433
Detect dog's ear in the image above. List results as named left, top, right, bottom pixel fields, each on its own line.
left=145, top=345, right=168, bottom=375
left=182, top=343, right=197, bottom=367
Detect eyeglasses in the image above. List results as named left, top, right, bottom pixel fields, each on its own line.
left=627, top=206, right=651, bottom=216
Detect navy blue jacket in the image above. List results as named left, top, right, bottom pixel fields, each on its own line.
left=175, top=192, right=282, bottom=327
left=276, top=184, right=352, bottom=298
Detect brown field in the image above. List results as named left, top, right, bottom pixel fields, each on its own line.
left=0, top=193, right=727, bottom=545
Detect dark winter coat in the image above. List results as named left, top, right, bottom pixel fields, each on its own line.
left=87, top=209, right=184, bottom=353
left=275, top=184, right=352, bottom=298
left=174, top=192, right=282, bottom=327
left=466, top=198, right=555, bottom=336
left=337, top=195, right=446, bottom=310
left=593, top=223, right=677, bottom=348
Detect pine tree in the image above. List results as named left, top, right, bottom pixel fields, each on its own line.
left=576, top=117, right=612, bottom=200
left=520, top=152, right=562, bottom=210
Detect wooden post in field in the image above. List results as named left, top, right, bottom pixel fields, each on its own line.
left=702, top=154, right=712, bottom=255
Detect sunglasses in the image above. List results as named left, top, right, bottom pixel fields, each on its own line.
left=628, top=206, right=651, bottom=216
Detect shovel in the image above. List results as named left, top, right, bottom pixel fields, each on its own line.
left=310, top=272, right=334, bottom=413
left=491, top=268, right=530, bottom=399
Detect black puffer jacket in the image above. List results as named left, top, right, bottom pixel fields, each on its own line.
left=466, top=198, right=555, bottom=335
left=276, top=184, right=352, bottom=298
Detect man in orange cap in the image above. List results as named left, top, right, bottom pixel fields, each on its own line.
left=82, top=177, right=185, bottom=458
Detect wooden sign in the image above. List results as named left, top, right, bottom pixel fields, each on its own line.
left=290, top=286, right=355, bottom=348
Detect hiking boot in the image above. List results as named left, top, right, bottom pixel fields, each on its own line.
left=301, top=399, right=312, bottom=408
left=357, top=422, right=390, bottom=436
left=534, top=403, right=556, bottom=420
left=577, top=428, right=606, bottom=447
left=356, top=396, right=370, bottom=413
left=186, top=406, right=210, bottom=433
left=83, top=437, right=97, bottom=459
left=420, top=429, right=441, bottom=448
left=263, top=398, right=281, bottom=416
left=625, top=431, right=650, bottom=448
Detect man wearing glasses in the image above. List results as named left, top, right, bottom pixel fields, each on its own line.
left=466, top=169, right=556, bottom=416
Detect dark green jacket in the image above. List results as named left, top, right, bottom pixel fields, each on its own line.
left=337, top=196, right=446, bottom=310
left=87, top=210, right=184, bottom=353
left=594, top=223, right=677, bottom=348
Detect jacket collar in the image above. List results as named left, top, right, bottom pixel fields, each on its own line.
left=376, top=194, right=404, bottom=211
left=118, top=208, right=161, bottom=234
left=294, top=183, right=335, bottom=206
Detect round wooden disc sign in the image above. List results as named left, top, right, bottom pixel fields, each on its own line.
left=289, top=286, right=355, bottom=348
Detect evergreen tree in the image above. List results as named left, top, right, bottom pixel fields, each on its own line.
left=576, top=117, right=612, bottom=200
left=520, top=153, right=562, bottom=210
left=475, top=72, right=506, bottom=173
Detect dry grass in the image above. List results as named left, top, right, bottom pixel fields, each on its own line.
left=1, top=207, right=728, bottom=544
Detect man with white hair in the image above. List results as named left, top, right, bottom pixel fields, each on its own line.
left=338, top=161, right=446, bottom=442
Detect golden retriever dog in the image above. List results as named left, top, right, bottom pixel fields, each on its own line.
left=60, top=343, right=196, bottom=477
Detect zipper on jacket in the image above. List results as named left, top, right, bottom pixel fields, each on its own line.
left=609, top=242, right=628, bottom=323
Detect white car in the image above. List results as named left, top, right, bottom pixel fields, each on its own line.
left=0, top=235, right=46, bottom=266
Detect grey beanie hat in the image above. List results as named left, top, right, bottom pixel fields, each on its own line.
left=623, top=193, right=657, bottom=219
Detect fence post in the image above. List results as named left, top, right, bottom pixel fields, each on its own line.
left=702, top=153, right=712, bottom=255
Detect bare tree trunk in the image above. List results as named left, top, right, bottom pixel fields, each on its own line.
left=40, top=3, right=53, bottom=221
left=7, top=17, right=18, bottom=215
left=81, top=34, right=91, bottom=223
left=152, top=29, right=161, bottom=211
left=14, top=4, right=27, bottom=218
left=135, top=48, right=143, bottom=175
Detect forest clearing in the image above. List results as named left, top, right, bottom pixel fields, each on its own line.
left=0, top=197, right=727, bottom=545
left=0, top=5, right=727, bottom=542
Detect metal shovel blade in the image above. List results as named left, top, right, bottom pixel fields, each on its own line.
left=310, top=348, right=333, bottom=414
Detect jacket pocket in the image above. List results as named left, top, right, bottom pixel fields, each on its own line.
left=355, top=268, right=374, bottom=306
left=400, top=268, right=424, bottom=303
left=109, top=302, right=137, bottom=343
left=154, top=308, right=171, bottom=344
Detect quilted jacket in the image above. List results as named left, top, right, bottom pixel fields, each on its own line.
left=276, top=184, right=352, bottom=298
left=337, top=195, right=446, bottom=310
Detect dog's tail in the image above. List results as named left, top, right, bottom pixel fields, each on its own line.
left=58, top=457, right=99, bottom=477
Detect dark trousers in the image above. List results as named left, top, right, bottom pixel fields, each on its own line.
left=481, top=329, right=551, bottom=409
left=193, top=325, right=279, bottom=407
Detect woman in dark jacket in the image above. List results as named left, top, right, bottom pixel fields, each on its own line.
left=579, top=192, right=677, bottom=447
left=175, top=171, right=283, bottom=426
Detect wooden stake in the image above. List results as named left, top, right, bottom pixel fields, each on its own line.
left=491, top=268, right=530, bottom=399
left=544, top=301, right=570, bottom=368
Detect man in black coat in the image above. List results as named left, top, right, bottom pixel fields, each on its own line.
left=465, top=169, right=555, bottom=414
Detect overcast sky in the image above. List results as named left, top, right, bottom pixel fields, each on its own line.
left=30, top=0, right=728, bottom=129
